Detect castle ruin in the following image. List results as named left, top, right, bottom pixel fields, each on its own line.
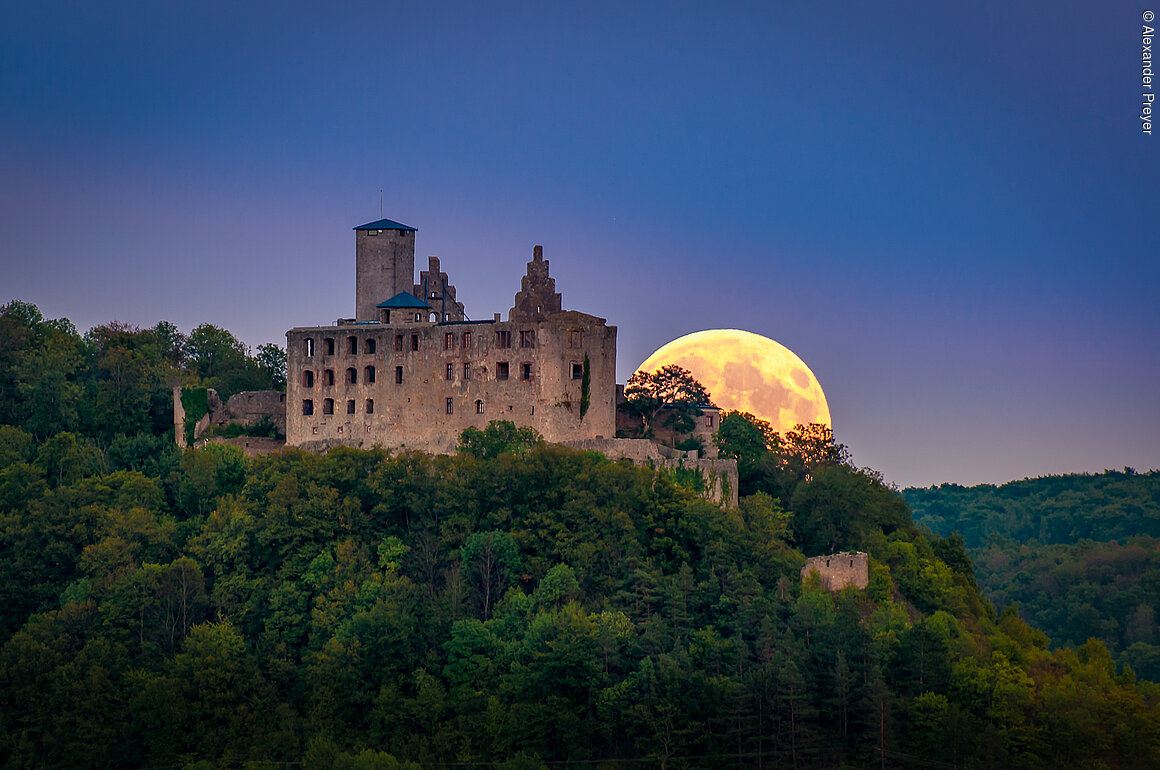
left=801, top=552, right=869, bottom=591
left=285, top=219, right=617, bottom=453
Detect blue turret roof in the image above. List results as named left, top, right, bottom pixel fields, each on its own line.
left=377, top=291, right=431, bottom=309
left=355, top=218, right=417, bottom=231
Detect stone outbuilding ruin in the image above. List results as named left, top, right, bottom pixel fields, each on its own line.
left=801, top=551, right=869, bottom=591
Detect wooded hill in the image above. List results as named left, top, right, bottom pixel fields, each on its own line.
left=1, top=301, right=1159, bottom=769
left=906, top=471, right=1160, bottom=683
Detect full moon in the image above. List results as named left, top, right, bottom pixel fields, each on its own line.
left=635, top=329, right=831, bottom=433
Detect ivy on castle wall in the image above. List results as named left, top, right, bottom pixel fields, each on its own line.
left=579, top=353, right=591, bottom=420
left=180, top=386, right=208, bottom=446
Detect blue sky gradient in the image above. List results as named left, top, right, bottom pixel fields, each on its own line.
left=2, top=0, right=1156, bottom=486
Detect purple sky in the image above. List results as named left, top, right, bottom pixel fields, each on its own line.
left=2, top=1, right=1157, bottom=488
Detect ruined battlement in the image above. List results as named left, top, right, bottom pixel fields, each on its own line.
left=801, top=551, right=869, bottom=591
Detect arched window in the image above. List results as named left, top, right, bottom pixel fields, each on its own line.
left=347, top=336, right=358, bottom=355
left=364, top=365, right=375, bottom=383
left=324, top=369, right=335, bottom=386
left=346, top=367, right=357, bottom=384
left=365, top=338, right=376, bottom=354
left=346, top=399, right=356, bottom=414
left=475, top=400, right=484, bottom=414
left=302, top=370, right=314, bottom=387
left=324, top=338, right=335, bottom=355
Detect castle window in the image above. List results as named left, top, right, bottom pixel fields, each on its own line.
left=429, top=312, right=438, bottom=323
left=520, top=330, right=535, bottom=348
left=347, top=336, right=358, bottom=355
left=462, top=332, right=471, bottom=348
left=324, top=369, right=335, bottom=386
left=706, top=415, right=714, bottom=427
left=302, top=370, right=315, bottom=388
left=445, top=398, right=454, bottom=415
left=395, top=334, right=403, bottom=352
left=414, top=313, right=422, bottom=322
left=445, top=363, right=453, bottom=381
left=347, top=399, right=356, bottom=414
left=395, top=366, right=403, bottom=384
left=445, top=332, right=454, bottom=350
left=475, top=399, right=484, bottom=414
left=496, top=362, right=509, bottom=380
left=347, top=367, right=357, bottom=384
left=496, top=330, right=511, bottom=349
left=323, top=398, right=334, bottom=415
left=411, top=334, right=419, bottom=351
left=365, top=338, right=376, bottom=354
left=569, top=330, right=583, bottom=348
left=366, top=399, right=374, bottom=414
left=571, top=362, right=583, bottom=380
left=302, top=399, right=314, bottom=416
left=365, top=365, right=375, bottom=383
left=304, top=338, right=315, bottom=357
left=463, top=362, right=471, bottom=380
left=521, top=363, right=533, bottom=380
left=324, top=338, right=335, bottom=355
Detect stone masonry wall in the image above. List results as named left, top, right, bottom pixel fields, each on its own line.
left=801, top=552, right=870, bottom=591
left=286, top=312, right=616, bottom=453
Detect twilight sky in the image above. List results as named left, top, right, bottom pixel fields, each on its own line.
left=2, top=1, right=1157, bottom=488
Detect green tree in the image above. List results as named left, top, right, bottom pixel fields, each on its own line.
left=458, top=421, right=543, bottom=460
left=621, top=365, right=712, bottom=437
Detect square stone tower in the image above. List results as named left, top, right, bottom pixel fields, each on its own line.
left=355, top=219, right=416, bottom=322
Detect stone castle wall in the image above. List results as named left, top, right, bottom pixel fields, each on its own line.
left=801, top=552, right=870, bottom=591
left=286, top=313, right=616, bottom=453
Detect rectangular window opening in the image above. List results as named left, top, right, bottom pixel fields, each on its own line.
left=496, top=362, right=509, bottom=380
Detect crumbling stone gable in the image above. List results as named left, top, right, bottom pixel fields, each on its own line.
left=509, top=245, right=562, bottom=321
left=415, top=256, right=465, bottom=322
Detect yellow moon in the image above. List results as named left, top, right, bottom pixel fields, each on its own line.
left=635, top=329, right=831, bottom=433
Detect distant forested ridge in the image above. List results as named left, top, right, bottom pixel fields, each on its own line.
left=906, top=471, right=1160, bottom=681
left=904, top=470, right=1160, bottom=548
left=1, top=301, right=1159, bottom=769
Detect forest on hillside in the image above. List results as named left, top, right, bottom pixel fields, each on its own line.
left=906, top=472, right=1160, bottom=682
left=2, top=300, right=1160, bottom=769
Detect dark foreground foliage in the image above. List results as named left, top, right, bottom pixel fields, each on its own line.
left=2, top=304, right=1159, bottom=768
left=1, top=430, right=1158, bottom=769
